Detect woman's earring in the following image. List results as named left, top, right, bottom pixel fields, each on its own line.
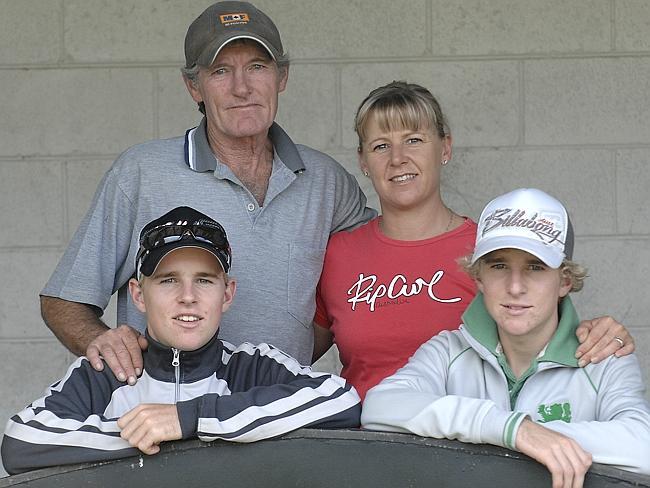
left=363, top=171, right=369, bottom=177
left=442, top=159, right=449, bottom=165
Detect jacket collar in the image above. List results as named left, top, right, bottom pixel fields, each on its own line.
left=462, top=293, right=580, bottom=367
left=143, top=329, right=225, bottom=381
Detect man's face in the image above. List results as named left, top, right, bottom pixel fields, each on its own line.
left=129, top=247, right=235, bottom=351
left=476, top=248, right=571, bottom=344
left=184, top=41, right=288, bottom=143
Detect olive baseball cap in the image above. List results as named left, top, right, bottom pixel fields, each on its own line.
left=184, top=1, right=284, bottom=68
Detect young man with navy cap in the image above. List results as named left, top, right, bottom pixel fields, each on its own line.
left=362, top=188, right=650, bottom=486
left=3, top=207, right=361, bottom=475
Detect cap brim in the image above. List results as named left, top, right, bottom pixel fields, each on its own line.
left=139, top=242, right=227, bottom=277
left=471, top=235, right=565, bottom=269
left=197, top=34, right=278, bottom=67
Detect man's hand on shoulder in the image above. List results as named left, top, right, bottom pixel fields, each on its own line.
left=516, top=418, right=592, bottom=488
left=118, top=404, right=182, bottom=455
left=86, top=325, right=148, bottom=385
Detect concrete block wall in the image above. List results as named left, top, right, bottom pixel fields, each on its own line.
left=1, top=0, right=649, bottom=476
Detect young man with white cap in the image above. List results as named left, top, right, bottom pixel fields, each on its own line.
left=3, top=207, right=361, bottom=475
left=362, top=188, right=650, bottom=486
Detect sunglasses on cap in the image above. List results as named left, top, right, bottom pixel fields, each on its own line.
left=136, top=219, right=231, bottom=274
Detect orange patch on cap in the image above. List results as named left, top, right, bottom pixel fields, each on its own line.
left=219, top=13, right=250, bottom=25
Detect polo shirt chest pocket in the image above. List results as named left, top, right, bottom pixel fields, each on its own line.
left=287, top=244, right=326, bottom=328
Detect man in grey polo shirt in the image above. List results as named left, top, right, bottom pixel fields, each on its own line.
left=40, top=1, right=375, bottom=384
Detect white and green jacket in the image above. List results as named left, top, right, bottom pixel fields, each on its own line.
left=361, top=295, right=650, bottom=474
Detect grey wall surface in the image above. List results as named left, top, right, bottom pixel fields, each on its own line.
left=1, top=0, right=649, bottom=477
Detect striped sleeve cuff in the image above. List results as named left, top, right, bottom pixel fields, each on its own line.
left=480, top=407, right=528, bottom=450
left=502, top=412, right=528, bottom=450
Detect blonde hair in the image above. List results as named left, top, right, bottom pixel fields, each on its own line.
left=459, top=255, right=587, bottom=293
left=354, top=81, right=448, bottom=150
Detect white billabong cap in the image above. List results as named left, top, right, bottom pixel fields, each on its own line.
left=471, top=188, right=574, bottom=269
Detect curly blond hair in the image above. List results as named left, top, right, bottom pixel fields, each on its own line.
left=459, top=255, right=587, bottom=293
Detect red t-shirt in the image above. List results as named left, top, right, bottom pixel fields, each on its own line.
left=316, top=217, right=478, bottom=398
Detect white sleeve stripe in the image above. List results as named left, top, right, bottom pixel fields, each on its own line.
left=233, top=342, right=325, bottom=378
left=199, top=390, right=359, bottom=442
left=198, top=377, right=349, bottom=435
left=5, top=419, right=130, bottom=451
left=16, top=409, right=120, bottom=433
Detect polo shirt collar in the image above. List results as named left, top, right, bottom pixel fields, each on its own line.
left=184, top=117, right=305, bottom=173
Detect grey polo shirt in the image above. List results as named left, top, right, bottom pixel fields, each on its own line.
left=42, top=119, right=375, bottom=364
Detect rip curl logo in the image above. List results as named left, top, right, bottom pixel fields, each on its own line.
left=483, top=208, right=563, bottom=245
left=537, top=402, right=572, bottom=423
left=220, top=13, right=250, bottom=26
left=347, top=271, right=462, bottom=312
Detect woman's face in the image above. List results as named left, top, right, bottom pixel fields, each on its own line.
left=359, top=115, right=452, bottom=215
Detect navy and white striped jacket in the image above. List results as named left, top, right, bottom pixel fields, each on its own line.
left=1, top=332, right=360, bottom=474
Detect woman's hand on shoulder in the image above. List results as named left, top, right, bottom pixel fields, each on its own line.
left=575, top=316, right=634, bottom=366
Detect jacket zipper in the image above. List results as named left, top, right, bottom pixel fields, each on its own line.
left=172, top=348, right=180, bottom=403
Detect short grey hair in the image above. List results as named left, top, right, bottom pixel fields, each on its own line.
left=181, top=63, right=201, bottom=84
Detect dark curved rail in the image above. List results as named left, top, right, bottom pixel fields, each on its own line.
left=2, top=429, right=648, bottom=487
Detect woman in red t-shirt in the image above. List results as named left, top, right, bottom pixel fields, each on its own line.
left=314, top=81, right=633, bottom=399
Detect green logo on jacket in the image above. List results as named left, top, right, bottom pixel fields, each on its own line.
left=537, top=403, right=572, bottom=423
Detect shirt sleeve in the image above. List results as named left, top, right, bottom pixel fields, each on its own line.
left=361, top=333, right=528, bottom=450
left=538, top=355, right=650, bottom=475
left=329, top=162, right=376, bottom=235
left=175, top=343, right=361, bottom=442
left=1, top=358, right=136, bottom=474
left=40, top=161, right=136, bottom=313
